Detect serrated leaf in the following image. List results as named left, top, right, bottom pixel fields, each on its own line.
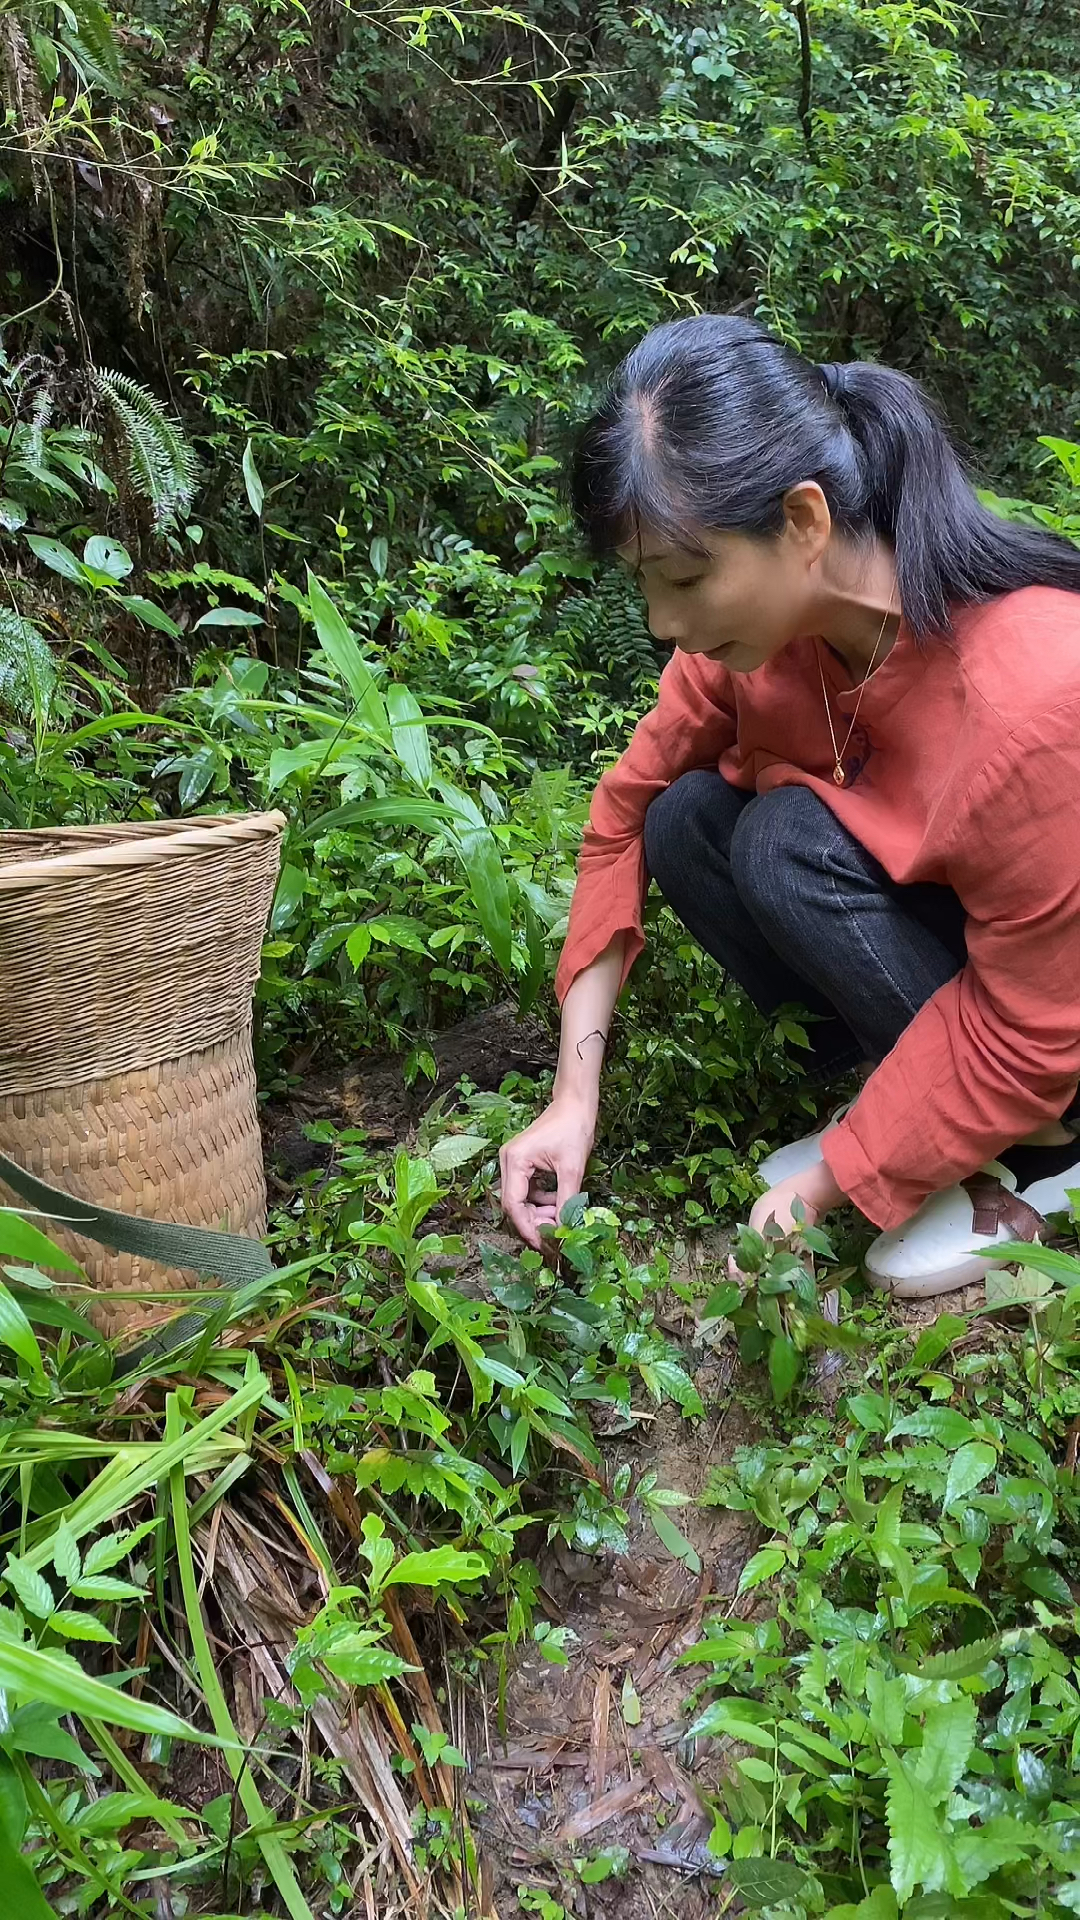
left=83, top=1521, right=159, bottom=1577
left=885, top=1751, right=959, bottom=1902
left=911, top=1694, right=976, bottom=1804
left=3, top=1557, right=54, bottom=1620
left=51, top=1522, right=81, bottom=1589
left=49, top=1611, right=117, bottom=1644
left=944, top=1441, right=997, bottom=1509
left=70, top=1576, right=145, bottom=1602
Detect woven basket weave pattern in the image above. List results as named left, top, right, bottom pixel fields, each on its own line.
left=0, top=813, right=283, bottom=1333
left=0, top=817, right=282, bottom=1097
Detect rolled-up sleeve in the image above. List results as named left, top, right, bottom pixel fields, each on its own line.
left=555, top=651, right=738, bottom=1003
left=824, top=699, right=1080, bottom=1227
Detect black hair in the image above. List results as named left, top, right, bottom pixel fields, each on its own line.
left=568, top=312, right=1080, bottom=638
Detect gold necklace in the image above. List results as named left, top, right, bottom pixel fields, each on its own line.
left=817, top=598, right=895, bottom=787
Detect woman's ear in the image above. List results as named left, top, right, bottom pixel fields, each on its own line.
left=781, top=481, right=833, bottom=562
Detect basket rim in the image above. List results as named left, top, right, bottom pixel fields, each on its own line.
left=0, top=811, right=287, bottom=890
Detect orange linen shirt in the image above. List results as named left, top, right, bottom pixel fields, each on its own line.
left=555, top=587, right=1080, bottom=1230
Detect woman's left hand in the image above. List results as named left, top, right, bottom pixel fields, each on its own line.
left=748, top=1158, right=845, bottom=1237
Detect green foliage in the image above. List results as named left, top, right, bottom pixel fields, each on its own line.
left=689, top=1242, right=1080, bottom=1917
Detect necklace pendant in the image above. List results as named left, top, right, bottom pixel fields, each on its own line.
left=832, top=763, right=846, bottom=787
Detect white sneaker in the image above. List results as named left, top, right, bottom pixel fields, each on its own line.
left=865, top=1154, right=1079, bottom=1300
left=755, top=1102, right=854, bottom=1187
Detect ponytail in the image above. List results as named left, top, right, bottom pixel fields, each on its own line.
left=571, top=315, right=1080, bottom=638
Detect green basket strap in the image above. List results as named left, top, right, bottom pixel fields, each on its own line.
left=0, top=1151, right=272, bottom=1283
left=0, top=1150, right=274, bottom=1371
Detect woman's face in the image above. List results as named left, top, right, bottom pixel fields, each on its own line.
left=616, top=506, right=822, bottom=674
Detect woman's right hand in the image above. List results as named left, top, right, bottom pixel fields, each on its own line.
left=499, top=1097, right=597, bottom=1250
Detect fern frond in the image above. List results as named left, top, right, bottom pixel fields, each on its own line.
left=93, top=369, right=197, bottom=529
left=0, top=611, right=57, bottom=722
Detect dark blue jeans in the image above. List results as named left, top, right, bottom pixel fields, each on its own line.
left=643, top=772, right=969, bottom=1080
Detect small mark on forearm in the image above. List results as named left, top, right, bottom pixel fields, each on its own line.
left=575, top=1028, right=608, bottom=1061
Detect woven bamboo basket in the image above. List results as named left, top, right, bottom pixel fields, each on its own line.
left=0, top=812, right=285, bottom=1335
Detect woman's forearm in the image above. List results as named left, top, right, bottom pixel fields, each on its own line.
left=551, top=934, right=626, bottom=1112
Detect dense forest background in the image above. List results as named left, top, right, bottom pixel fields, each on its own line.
left=6, top=6, right=1080, bottom=1918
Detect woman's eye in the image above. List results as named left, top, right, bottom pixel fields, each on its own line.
left=670, top=578, right=702, bottom=593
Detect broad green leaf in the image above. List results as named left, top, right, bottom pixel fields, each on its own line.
left=0, top=1213, right=81, bottom=1274
left=427, top=1133, right=488, bottom=1173
left=646, top=1501, right=702, bottom=1573
left=944, top=1441, right=997, bottom=1509
left=866, top=1669, right=906, bottom=1745
left=386, top=683, right=432, bottom=789
left=725, top=1860, right=808, bottom=1908
left=736, top=1546, right=786, bottom=1595
left=0, top=1639, right=201, bottom=1738
left=117, top=594, right=182, bottom=637
left=0, top=1753, right=26, bottom=1847
left=621, top=1672, right=642, bottom=1726
left=888, top=1407, right=978, bottom=1447
left=383, top=1547, right=489, bottom=1589
left=271, top=863, right=306, bottom=934
left=688, top=1698, right=776, bottom=1745
left=638, top=1356, right=704, bottom=1414
left=768, top=1331, right=801, bottom=1403
left=0, top=1814, right=56, bottom=1919
left=178, top=747, right=216, bottom=808
left=193, top=606, right=263, bottom=628
left=306, top=570, right=388, bottom=739
left=952, top=1816, right=1040, bottom=1889
left=1021, top=1563, right=1073, bottom=1606
left=346, top=924, right=371, bottom=968
left=885, top=1751, right=962, bottom=1902
left=0, top=1278, right=45, bottom=1379
left=82, top=534, right=132, bottom=579
left=323, top=1642, right=413, bottom=1687
left=24, top=534, right=85, bottom=582
left=701, top=1281, right=742, bottom=1321
left=242, top=439, right=265, bottom=516
left=4, top=1556, right=54, bottom=1620
left=911, top=1694, right=976, bottom=1803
